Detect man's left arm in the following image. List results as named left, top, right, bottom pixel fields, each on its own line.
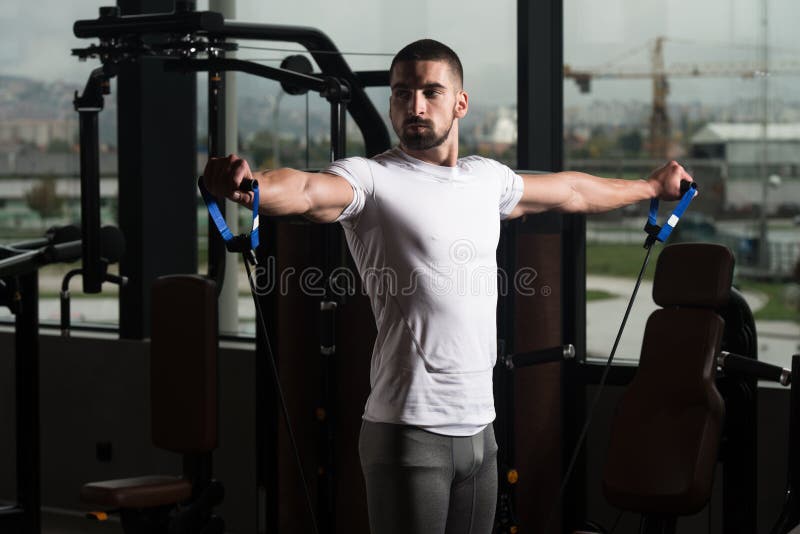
left=506, top=161, right=693, bottom=219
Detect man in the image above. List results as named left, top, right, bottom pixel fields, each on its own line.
left=203, top=39, right=693, bottom=534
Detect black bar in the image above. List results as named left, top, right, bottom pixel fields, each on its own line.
left=719, top=351, right=791, bottom=386
left=506, top=344, right=575, bottom=370
left=43, top=240, right=83, bottom=264
left=330, top=99, right=347, bottom=161
left=206, top=61, right=226, bottom=290
left=493, top=217, right=519, bottom=533
left=0, top=251, right=40, bottom=279
left=16, top=271, right=41, bottom=534
left=214, top=21, right=390, bottom=157
left=355, top=70, right=390, bottom=87
left=790, top=356, right=800, bottom=495
left=0, top=241, right=82, bottom=279
left=73, top=9, right=224, bottom=38
left=168, top=58, right=329, bottom=95
left=75, top=69, right=107, bottom=294
left=7, top=225, right=81, bottom=252
left=117, top=52, right=198, bottom=339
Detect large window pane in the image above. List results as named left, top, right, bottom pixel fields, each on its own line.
left=0, top=2, right=119, bottom=327
left=565, top=0, right=800, bottom=366
left=1, top=1, right=516, bottom=335
left=195, top=0, right=517, bottom=334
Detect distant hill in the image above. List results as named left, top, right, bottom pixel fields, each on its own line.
left=0, top=75, right=84, bottom=120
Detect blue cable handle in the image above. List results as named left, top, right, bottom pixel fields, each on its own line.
left=198, top=177, right=260, bottom=253
left=646, top=181, right=698, bottom=245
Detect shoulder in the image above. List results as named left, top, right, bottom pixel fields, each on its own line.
left=325, top=156, right=378, bottom=194
left=459, top=155, right=516, bottom=178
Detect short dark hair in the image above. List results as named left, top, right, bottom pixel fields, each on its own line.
left=390, top=39, right=464, bottom=86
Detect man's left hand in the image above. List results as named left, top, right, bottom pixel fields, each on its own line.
left=647, top=161, right=695, bottom=201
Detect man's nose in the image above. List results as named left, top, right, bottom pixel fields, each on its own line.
left=410, top=92, right=426, bottom=116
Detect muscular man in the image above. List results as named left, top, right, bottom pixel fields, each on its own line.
left=203, top=39, right=693, bottom=534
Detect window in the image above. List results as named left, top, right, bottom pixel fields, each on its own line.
left=0, top=1, right=517, bottom=335
left=195, top=0, right=517, bottom=334
left=565, top=0, right=800, bottom=366
left=0, top=2, right=119, bottom=328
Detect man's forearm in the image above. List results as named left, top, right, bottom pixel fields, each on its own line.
left=560, top=171, right=658, bottom=213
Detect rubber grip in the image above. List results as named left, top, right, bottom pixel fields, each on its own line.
left=721, top=351, right=785, bottom=383
left=680, top=180, right=697, bottom=194
left=239, top=178, right=257, bottom=192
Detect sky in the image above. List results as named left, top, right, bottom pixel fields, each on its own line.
left=0, top=0, right=798, bottom=107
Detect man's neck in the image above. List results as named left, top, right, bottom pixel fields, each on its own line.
left=399, top=144, right=459, bottom=167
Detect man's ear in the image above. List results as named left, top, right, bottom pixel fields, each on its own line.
left=455, top=90, right=469, bottom=119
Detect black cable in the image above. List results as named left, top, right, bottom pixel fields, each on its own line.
left=242, top=252, right=320, bottom=534
left=543, top=244, right=655, bottom=534
left=237, top=44, right=394, bottom=57
left=305, top=93, right=310, bottom=168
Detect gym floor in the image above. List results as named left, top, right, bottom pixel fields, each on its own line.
left=42, top=509, right=122, bottom=534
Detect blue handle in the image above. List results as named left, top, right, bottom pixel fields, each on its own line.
left=645, top=181, right=697, bottom=246
left=198, top=177, right=260, bottom=252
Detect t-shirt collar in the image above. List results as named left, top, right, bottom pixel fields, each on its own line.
left=393, top=147, right=462, bottom=181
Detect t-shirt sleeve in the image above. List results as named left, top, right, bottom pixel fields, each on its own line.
left=324, top=157, right=374, bottom=223
left=497, top=164, right=524, bottom=219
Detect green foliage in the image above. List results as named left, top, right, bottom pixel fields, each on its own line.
left=24, top=177, right=64, bottom=219
left=587, top=243, right=798, bottom=322
left=735, top=281, right=800, bottom=322
left=617, top=129, right=643, bottom=156
left=586, top=243, right=661, bottom=279
left=245, top=130, right=367, bottom=170
left=586, top=289, right=616, bottom=301
left=46, top=138, right=72, bottom=153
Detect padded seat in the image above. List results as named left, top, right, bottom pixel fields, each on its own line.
left=79, top=275, right=222, bottom=534
left=81, top=476, right=192, bottom=509
left=602, top=243, right=734, bottom=517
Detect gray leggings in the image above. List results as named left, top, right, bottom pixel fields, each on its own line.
left=358, top=421, right=498, bottom=534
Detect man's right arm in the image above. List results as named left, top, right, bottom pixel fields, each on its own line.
left=202, top=154, right=354, bottom=223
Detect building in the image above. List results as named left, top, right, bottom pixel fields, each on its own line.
left=691, top=122, right=800, bottom=179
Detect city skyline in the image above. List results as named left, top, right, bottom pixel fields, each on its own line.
left=1, top=0, right=798, bottom=108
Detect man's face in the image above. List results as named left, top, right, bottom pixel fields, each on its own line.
left=389, top=60, right=467, bottom=151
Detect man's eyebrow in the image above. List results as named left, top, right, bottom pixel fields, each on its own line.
left=390, top=82, right=448, bottom=90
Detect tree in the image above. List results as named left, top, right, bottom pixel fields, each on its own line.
left=618, top=129, right=643, bottom=156
left=46, top=138, right=72, bottom=153
left=25, top=177, right=64, bottom=219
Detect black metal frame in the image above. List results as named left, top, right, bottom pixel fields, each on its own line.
left=72, top=7, right=393, bottom=533
left=0, top=235, right=88, bottom=534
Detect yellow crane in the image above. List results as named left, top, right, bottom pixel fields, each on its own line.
left=564, top=36, right=800, bottom=158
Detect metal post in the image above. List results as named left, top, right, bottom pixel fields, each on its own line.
left=209, top=0, right=240, bottom=335
left=16, top=271, right=41, bottom=534
left=74, top=70, right=108, bottom=294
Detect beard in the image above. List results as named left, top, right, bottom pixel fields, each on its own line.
left=396, top=117, right=454, bottom=151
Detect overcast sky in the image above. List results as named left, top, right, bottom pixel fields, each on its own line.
left=1, top=0, right=797, bottom=106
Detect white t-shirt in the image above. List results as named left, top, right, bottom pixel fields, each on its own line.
left=325, top=147, right=524, bottom=436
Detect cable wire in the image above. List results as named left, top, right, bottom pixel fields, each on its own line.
left=237, top=44, right=394, bottom=57
left=243, top=253, right=320, bottom=534
left=542, top=244, right=655, bottom=534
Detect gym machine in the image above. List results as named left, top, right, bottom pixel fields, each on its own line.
left=0, top=224, right=125, bottom=534
left=71, top=4, right=391, bottom=533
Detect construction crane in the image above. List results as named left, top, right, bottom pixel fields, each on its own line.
left=564, top=36, right=800, bottom=158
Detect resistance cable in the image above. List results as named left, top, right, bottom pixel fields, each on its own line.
left=543, top=180, right=698, bottom=534
left=199, top=177, right=321, bottom=534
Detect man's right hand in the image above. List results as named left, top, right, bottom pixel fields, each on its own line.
left=202, top=154, right=257, bottom=208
